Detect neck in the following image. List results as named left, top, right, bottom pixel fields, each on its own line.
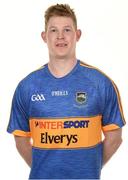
left=48, top=57, right=77, bottom=78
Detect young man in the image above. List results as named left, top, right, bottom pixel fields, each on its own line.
left=7, top=4, right=125, bottom=179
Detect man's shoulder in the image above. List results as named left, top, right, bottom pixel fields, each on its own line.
left=21, top=64, right=46, bottom=82
left=79, top=60, right=112, bottom=86
left=17, top=64, right=47, bottom=91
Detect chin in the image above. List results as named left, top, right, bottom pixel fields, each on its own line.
left=55, top=51, right=70, bottom=58
left=55, top=54, right=68, bottom=59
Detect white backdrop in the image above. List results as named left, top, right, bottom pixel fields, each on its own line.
left=0, top=0, right=128, bottom=179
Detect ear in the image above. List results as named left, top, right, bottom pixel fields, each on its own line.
left=41, top=31, right=47, bottom=43
left=76, top=29, right=82, bottom=41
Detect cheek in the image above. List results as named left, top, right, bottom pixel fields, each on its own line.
left=47, top=36, right=54, bottom=46
left=46, top=33, right=54, bottom=42
left=47, top=40, right=57, bottom=52
left=69, top=36, right=77, bottom=45
left=68, top=33, right=77, bottom=42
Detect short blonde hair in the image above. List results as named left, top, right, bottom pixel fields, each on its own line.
left=44, top=4, right=77, bottom=31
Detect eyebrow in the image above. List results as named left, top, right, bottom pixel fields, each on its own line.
left=64, top=26, right=72, bottom=28
left=49, top=26, right=56, bottom=29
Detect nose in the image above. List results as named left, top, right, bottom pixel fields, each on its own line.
left=57, top=31, right=64, bottom=39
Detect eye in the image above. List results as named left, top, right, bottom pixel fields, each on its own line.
left=50, top=29, right=57, bottom=32
left=64, top=28, right=71, bottom=32
left=50, top=28, right=57, bottom=33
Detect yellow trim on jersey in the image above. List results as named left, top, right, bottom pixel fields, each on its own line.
left=29, top=115, right=102, bottom=149
left=30, top=115, right=101, bottom=120
left=80, top=61, right=126, bottom=125
left=102, top=124, right=120, bottom=131
left=31, top=65, right=46, bottom=74
left=36, top=65, right=45, bottom=71
left=12, top=130, right=31, bottom=137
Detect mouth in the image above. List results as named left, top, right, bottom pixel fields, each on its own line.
left=55, top=43, right=68, bottom=47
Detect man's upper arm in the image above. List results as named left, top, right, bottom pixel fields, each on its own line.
left=14, top=136, right=31, bottom=147
left=103, top=128, right=122, bottom=141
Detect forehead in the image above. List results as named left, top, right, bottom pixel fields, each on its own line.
left=47, top=16, right=75, bottom=29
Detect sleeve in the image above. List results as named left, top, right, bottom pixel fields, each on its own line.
left=7, top=82, right=31, bottom=137
left=101, top=79, right=126, bottom=132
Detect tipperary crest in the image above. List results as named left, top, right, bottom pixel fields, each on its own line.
left=76, top=92, right=87, bottom=104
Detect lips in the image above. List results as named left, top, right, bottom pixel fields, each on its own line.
left=56, top=43, right=68, bottom=47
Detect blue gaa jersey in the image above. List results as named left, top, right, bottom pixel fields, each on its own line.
left=7, top=60, right=125, bottom=179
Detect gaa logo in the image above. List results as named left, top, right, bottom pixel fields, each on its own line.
left=31, top=94, right=45, bottom=101
left=76, top=92, right=87, bottom=104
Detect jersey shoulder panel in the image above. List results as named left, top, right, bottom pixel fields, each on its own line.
left=79, top=60, right=125, bottom=126
left=79, top=60, right=112, bottom=86
left=17, top=64, right=47, bottom=90
left=22, top=64, right=46, bottom=82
